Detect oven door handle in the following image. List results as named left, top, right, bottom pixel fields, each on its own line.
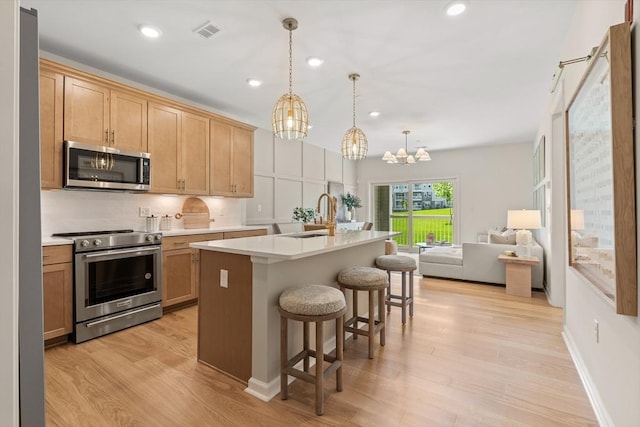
left=83, top=246, right=159, bottom=259
left=85, top=303, right=162, bottom=328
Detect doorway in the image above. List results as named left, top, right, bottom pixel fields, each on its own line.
left=373, top=179, right=457, bottom=252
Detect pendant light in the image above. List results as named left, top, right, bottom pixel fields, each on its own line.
left=382, top=130, right=431, bottom=165
left=341, top=73, right=368, bottom=159
left=272, top=18, right=308, bottom=140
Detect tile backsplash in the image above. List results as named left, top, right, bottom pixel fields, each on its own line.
left=41, top=189, right=244, bottom=237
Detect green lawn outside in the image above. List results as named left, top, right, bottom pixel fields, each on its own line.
left=390, top=208, right=454, bottom=246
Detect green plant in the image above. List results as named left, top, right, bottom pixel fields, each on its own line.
left=292, top=207, right=316, bottom=223
left=341, top=192, right=362, bottom=210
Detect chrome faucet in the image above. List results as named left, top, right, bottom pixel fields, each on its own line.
left=317, top=193, right=337, bottom=236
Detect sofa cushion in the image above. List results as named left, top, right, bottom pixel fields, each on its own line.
left=419, top=246, right=463, bottom=266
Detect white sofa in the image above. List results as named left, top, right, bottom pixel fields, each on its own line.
left=419, top=240, right=544, bottom=289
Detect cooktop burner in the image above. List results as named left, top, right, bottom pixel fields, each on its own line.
left=52, top=229, right=134, bottom=237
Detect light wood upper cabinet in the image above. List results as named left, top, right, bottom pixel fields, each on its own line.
left=210, top=121, right=254, bottom=197
left=148, top=102, right=181, bottom=193
left=181, top=112, right=210, bottom=195
left=148, top=103, right=210, bottom=195
left=39, top=70, right=64, bottom=189
left=64, top=77, right=110, bottom=145
left=64, top=77, right=148, bottom=151
left=109, top=90, right=148, bottom=152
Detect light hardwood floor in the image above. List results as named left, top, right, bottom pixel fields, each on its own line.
left=44, top=276, right=597, bottom=426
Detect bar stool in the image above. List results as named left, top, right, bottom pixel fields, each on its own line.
left=375, top=255, right=417, bottom=324
left=337, top=267, right=388, bottom=359
left=279, top=285, right=347, bottom=416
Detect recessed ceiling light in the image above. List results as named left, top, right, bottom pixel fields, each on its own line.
left=307, top=125, right=313, bottom=129
left=138, top=25, right=162, bottom=38
left=369, top=111, right=380, bottom=117
left=246, top=78, right=262, bottom=87
left=445, top=1, right=468, bottom=16
left=306, top=57, right=324, bottom=67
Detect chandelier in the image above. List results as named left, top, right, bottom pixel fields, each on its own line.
left=382, top=130, right=430, bottom=164
left=272, top=18, right=308, bottom=140
left=341, top=73, right=368, bottom=159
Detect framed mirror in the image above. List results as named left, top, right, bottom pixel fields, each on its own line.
left=566, top=22, right=636, bottom=316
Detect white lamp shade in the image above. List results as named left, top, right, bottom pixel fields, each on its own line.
left=407, top=155, right=416, bottom=164
left=382, top=151, right=394, bottom=161
left=507, top=209, right=541, bottom=229
left=395, top=148, right=408, bottom=158
left=571, top=209, right=585, bottom=230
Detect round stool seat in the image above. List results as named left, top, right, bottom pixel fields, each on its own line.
left=279, top=285, right=346, bottom=317
left=376, top=255, right=417, bottom=271
left=337, top=267, right=387, bottom=289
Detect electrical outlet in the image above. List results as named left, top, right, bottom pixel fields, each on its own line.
left=138, top=207, right=150, bottom=217
left=594, top=319, right=599, bottom=343
left=220, top=269, right=228, bottom=288
left=257, top=204, right=262, bottom=213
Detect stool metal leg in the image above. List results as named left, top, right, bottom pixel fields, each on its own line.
left=315, top=320, right=324, bottom=415
left=280, top=315, right=288, bottom=400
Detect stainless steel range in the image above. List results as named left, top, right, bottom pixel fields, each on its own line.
left=53, top=229, right=163, bottom=343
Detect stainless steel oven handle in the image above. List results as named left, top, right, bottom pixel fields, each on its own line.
left=85, top=303, right=161, bottom=328
left=83, top=246, right=159, bottom=259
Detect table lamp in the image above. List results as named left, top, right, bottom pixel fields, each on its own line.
left=507, top=209, right=541, bottom=256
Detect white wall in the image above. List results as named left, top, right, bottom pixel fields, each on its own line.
left=41, top=191, right=243, bottom=236
left=357, top=142, right=534, bottom=243
left=536, top=1, right=640, bottom=425
left=0, top=0, right=20, bottom=425
left=246, top=129, right=353, bottom=227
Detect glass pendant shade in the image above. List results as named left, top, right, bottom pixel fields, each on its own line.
left=272, top=18, right=308, bottom=140
left=341, top=127, right=368, bottom=160
left=341, top=73, right=367, bottom=159
left=272, top=93, right=308, bottom=140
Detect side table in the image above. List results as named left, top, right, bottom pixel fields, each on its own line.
left=497, top=254, right=540, bottom=297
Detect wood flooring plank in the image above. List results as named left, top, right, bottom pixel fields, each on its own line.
left=44, top=276, right=597, bottom=426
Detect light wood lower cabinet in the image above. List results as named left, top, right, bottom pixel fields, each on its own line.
left=161, top=233, right=223, bottom=310
left=161, top=230, right=266, bottom=311
left=42, top=246, right=73, bottom=341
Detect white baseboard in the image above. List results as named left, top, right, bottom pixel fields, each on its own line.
left=562, top=328, right=614, bottom=427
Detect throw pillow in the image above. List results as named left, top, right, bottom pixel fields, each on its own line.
left=488, top=229, right=516, bottom=245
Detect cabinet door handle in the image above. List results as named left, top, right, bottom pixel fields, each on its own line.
left=111, top=130, right=115, bottom=144
left=105, top=130, right=109, bottom=143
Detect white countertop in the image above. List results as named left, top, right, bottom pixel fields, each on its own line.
left=191, top=230, right=397, bottom=260
left=41, top=225, right=268, bottom=246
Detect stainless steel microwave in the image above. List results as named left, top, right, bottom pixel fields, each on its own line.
left=64, top=141, right=151, bottom=191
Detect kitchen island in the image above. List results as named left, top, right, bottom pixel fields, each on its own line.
left=191, top=229, right=396, bottom=401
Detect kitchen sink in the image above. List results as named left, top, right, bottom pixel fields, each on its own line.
left=278, top=233, right=328, bottom=239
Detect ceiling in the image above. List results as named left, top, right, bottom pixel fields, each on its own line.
left=22, top=0, right=576, bottom=157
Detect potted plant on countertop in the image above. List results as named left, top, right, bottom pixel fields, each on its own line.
left=341, top=192, right=362, bottom=221
left=292, top=207, right=316, bottom=223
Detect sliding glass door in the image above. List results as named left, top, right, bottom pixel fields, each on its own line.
left=373, top=179, right=457, bottom=252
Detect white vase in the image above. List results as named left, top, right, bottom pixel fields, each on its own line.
left=345, top=210, right=352, bottom=221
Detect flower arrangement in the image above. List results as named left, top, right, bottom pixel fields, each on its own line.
left=341, top=192, right=362, bottom=211
left=292, top=207, right=316, bottom=223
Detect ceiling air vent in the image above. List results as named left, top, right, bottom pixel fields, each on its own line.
left=193, top=21, right=220, bottom=39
